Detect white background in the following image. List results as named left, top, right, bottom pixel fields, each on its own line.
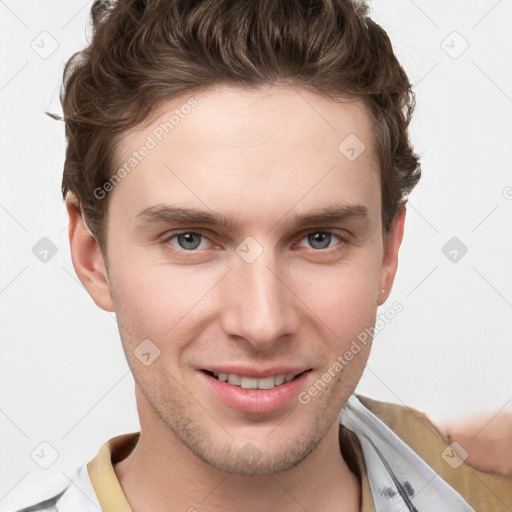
left=1, top=0, right=511, bottom=509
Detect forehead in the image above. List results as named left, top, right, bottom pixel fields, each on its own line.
left=116, top=83, right=377, bottom=164
left=110, top=84, right=380, bottom=228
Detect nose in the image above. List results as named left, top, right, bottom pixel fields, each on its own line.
left=220, top=247, right=298, bottom=350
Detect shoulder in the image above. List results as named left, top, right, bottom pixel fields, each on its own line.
left=355, top=394, right=437, bottom=441
left=356, top=394, right=512, bottom=511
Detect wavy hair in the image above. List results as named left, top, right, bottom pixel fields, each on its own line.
left=54, top=0, right=421, bottom=252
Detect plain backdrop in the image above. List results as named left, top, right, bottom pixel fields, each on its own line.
left=1, top=0, right=511, bottom=509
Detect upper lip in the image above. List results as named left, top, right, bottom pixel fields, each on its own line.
left=201, top=365, right=311, bottom=379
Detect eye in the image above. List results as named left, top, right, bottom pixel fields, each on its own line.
left=160, top=230, right=347, bottom=255
left=164, top=232, right=211, bottom=251
left=297, top=231, right=346, bottom=251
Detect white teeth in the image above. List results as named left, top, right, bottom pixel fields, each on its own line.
left=210, top=372, right=300, bottom=389
left=274, top=375, right=285, bottom=386
left=227, top=374, right=241, bottom=385
left=240, top=377, right=258, bottom=389
left=257, top=376, right=276, bottom=390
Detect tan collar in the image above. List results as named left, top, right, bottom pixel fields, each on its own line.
left=87, top=429, right=375, bottom=511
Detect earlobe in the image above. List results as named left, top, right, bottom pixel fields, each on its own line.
left=66, top=200, right=115, bottom=312
left=377, top=203, right=406, bottom=306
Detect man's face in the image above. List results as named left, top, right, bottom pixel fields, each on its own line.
left=99, top=84, right=396, bottom=475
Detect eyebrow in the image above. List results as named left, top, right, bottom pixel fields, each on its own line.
left=134, top=203, right=370, bottom=231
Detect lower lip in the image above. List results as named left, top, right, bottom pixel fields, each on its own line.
left=200, top=371, right=310, bottom=414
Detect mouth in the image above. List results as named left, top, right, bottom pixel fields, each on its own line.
left=199, top=367, right=312, bottom=414
left=201, top=369, right=311, bottom=390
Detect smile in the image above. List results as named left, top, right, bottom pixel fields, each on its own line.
left=200, top=369, right=312, bottom=413
left=205, top=371, right=303, bottom=390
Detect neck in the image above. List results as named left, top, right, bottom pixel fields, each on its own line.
left=114, top=395, right=360, bottom=512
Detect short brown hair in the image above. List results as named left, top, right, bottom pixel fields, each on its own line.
left=55, top=0, right=421, bottom=253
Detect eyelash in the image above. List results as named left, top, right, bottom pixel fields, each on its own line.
left=159, top=230, right=348, bottom=255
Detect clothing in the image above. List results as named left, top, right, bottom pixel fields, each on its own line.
left=12, top=394, right=512, bottom=511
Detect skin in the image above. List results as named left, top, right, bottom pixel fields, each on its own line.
left=437, top=411, right=512, bottom=477
left=67, top=83, right=406, bottom=511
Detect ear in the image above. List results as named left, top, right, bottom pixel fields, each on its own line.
left=66, top=199, right=115, bottom=312
left=377, top=203, right=406, bottom=306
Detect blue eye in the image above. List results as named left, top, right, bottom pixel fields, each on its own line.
left=306, top=232, right=334, bottom=249
left=168, top=232, right=206, bottom=251
left=299, top=231, right=345, bottom=251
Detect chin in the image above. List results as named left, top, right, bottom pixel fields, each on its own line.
left=194, top=438, right=318, bottom=476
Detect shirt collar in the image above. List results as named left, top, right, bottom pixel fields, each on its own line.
left=87, top=432, right=136, bottom=511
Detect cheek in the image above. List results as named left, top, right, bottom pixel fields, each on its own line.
left=109, top=254, right=221, bottom=343
left=298, top=249, right=381, bottom=331
left=304, top=265, right=378, bottom=399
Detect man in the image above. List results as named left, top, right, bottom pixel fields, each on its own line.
left=15, top=0, right=512, bottom=510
